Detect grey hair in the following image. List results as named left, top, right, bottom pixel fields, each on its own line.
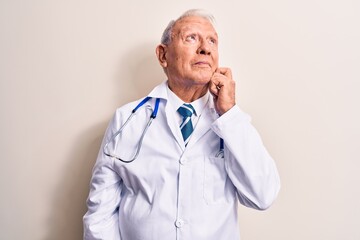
left=160, top=9, right=216, bottom=45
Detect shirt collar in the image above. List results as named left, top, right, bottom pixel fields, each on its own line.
left=166, top=82, right=210, bottom=117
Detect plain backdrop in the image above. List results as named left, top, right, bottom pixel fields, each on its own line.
left=1, top=0, right=359, bottom=239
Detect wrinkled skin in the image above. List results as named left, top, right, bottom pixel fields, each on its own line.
left=156, top=16, right=235, bottom=115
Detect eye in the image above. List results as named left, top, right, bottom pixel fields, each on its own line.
left=208, top=38, right=217, bottom=45
left=185, top=34, right=197, bottom=43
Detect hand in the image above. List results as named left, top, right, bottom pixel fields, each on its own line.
left=209, top=67, right=236, bottom=115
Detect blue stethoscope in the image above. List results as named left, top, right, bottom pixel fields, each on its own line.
left=103, top=97, right=224, bottom=163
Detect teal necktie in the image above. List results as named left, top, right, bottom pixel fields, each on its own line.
left=177, top=104, right=196, bottom=146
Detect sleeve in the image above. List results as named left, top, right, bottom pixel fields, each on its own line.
left=83, top=112, right=123, bottom=240
left=211, top=105, right=281, bottom=210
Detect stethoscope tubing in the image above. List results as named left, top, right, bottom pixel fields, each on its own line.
left=103, top=97, right=160, bottom=163
left=103, top=96, right=224, bottom=163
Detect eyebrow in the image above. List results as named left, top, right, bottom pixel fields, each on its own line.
left=180, top=27, right=218, bottom=38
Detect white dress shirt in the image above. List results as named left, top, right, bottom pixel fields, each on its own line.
left=83, top=81, right=281, bottom=240
left=166, top=84, right=209, bottom=130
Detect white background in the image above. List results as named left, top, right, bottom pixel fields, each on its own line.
left=1, top=0, right=359, bottom=239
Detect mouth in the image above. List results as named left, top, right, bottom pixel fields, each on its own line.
left=193, top=61, right=211, bottom=68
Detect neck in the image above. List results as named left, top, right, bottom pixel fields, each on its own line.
left=168, top=81, right=209, bottom=103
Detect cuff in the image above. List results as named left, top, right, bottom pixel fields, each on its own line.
left=211, top=105, right=251, bottom=137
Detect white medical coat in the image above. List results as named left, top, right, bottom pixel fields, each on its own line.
left=83, top=81, right=280, bottom=240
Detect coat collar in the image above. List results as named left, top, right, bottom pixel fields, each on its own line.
left=147, top=81, right=219, bottom=151
left=147, top=81, right=169, bottom=100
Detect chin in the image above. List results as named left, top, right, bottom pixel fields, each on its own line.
left=197, top=74, right=213, bottom=84
left=187, top=79, right=210, bottom=88
left=192, top=70, right=213, bottom=83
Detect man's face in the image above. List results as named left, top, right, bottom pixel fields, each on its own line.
left=163, top=16, right=219, bottom=87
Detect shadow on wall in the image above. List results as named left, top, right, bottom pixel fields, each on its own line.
left=44, top=43, right=165, bottom=240
left=113, top=42, right=166, bottom=104
left=43, top=121, right=107, bottom=240
left=123, top=42, right=166, bottom=99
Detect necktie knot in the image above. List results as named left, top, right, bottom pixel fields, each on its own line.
left=177, top=104, right=195, bottom=118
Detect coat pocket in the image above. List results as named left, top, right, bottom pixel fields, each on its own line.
left=203, top=156, right=234, bottom=205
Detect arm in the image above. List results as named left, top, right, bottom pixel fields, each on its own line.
left=83, top=114, right=123, bottom=239
left=211, top=106, right=280, bottom=210
left=209, top=68, right=280, bottom=210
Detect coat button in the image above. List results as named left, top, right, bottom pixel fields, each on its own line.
left=175, top=219, right=185, bottom=228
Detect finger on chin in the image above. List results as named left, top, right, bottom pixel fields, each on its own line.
left=209, top=82, right=219, bottom=97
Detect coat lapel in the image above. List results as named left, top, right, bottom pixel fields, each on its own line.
left=148, top=81, right=185, bottom=151
left=164, top=100, right=186, bottom=151
left=187, top=98, right=218, bottom=148
left=148, top=82, right=219, bottom=151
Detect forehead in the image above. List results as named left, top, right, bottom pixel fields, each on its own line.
left=172, top=16, right=217, bottom=36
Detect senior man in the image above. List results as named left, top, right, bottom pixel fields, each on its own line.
left=83, top=9, right=280, bottom=240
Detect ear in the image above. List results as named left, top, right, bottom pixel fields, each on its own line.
left=156, top=44, right=168, bottom=68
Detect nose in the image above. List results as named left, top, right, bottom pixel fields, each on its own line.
left=197, top=40, right=211, bottom=55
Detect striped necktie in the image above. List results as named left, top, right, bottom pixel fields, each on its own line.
left=177, top=104, right=196, bottom=146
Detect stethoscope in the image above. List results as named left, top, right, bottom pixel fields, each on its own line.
left=103, top=96, right=224, bottom=163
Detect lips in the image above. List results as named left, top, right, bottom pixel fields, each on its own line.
left=194, top=61, right=211, bottom=68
